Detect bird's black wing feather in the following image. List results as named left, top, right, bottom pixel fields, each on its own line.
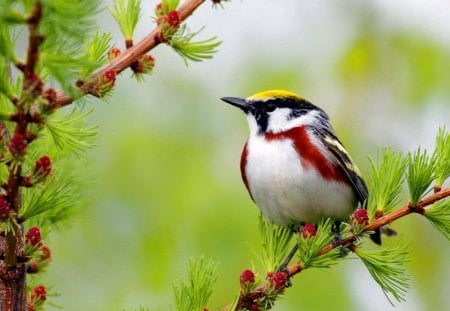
left=313, top=125, right=380, bottom=243
left=314, top=127, right=368, bottom=205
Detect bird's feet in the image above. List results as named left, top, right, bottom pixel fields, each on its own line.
left=275, top=244, right=298, bottom=287
left=332, top=220, right=349, bottom=257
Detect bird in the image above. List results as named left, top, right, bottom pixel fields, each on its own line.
left=221, top=90, right=380, bottom=246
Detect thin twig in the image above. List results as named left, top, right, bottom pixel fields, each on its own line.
left=236, top=187, right=450, bottom=309
left=51, top=0, right=206, bottom=109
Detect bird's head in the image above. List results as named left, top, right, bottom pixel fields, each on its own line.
left=221, top=90, right=329, bottom=136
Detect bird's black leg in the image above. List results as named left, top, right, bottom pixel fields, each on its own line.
left=332, top=220, right=348, bottom=256
left=275, top=225, right=301, bottom=287
left=277, top=243, right=298, bottom=273
left=275, top=243, right=298, bottom=287
left=332, top=220, right=341, bottom=246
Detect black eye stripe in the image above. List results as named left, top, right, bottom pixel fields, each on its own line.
left=249, top=97, right=329, bottom=134
left=265, top=103, right=277, bottom=112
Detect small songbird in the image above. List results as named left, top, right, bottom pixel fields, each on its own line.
left=222, top=90, right=377, bottom=243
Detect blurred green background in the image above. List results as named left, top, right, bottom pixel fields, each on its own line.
left=42, top=1, right=449, bottom=310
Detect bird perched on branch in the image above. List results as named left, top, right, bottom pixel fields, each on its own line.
left=222, top=90, right=380, bottom=245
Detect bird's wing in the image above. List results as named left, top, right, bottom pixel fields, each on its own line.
left=314, top=126, right=379, bottom=243
left=316, top=128, right=368, bottom=205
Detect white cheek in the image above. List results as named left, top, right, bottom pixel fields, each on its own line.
left=246, top=114, right=259, bottom=136
left=267, top=109, right=322, bottom=133
left=265, top=108, right=290, bottom=133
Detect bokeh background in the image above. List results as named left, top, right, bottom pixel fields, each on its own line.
left=43, top=0, right=449, bottom=310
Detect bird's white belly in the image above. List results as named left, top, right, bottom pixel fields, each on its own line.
left=245, top=137, right=356, bottom=225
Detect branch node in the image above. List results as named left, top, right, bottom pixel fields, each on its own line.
left=408, top=202, right=425, bottom=214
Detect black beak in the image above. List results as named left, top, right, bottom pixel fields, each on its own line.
left=221, top=97, right=250, bottom=113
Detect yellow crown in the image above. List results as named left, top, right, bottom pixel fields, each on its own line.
left=247, top=90, right=303, bottom=101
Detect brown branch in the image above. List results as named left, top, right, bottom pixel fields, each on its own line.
left=4, top=0, right=44, bottom=271
left=24, top=1, right=43, bottom=80
left=51, top=0, right=206, bottom=109
left=1, top=2, right=45, bottom=310
left=236, top=188, right=450, bottom=309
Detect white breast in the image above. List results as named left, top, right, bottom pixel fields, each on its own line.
left=245, top=135, right=356, bottom=225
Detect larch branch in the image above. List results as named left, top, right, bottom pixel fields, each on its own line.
left=52, top=0, right=206, bottom=109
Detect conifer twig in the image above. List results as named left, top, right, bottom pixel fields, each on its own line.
left=51, top=0, right=206, bottom=109
left=236, top=187, right=450, bottom=309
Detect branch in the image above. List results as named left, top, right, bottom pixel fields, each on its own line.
left=51, top=0, right=206, bottom=109
left=24, top=1, right=43, bottom=80
left=236, top=187, right=450, bottom=309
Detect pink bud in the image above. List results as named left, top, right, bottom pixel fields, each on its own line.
left=375, top=209, right=383, bottom=219
left=353, top=209, right=369, bottom=225
left=239, top=269, right=255, bottom=285
left=108, top=47, right=121, bottom=60
left=301, top=223, right=317, bottom=239
left=34, top=155, right=51, bottom=178
left=0, top=197, right=11, bottom=218
left=8, top=134, right=27, bottom=158
left=155, top=3, right=163, bottom=15
left=25, top=227, right=42, bottom=246
left=39, top=245, right=52, bottom=261
left=166, top=10, right=180, bottom=28
left=104, top=69, right=116, bottom=84
left=31, top=285, right=47, bottom=301
left=26, top=259, right=40, bottom=274
left=268, top=272, right=287, bottom=290
left=44, top=88, right=56, bottom=103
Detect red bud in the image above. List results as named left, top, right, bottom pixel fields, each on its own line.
left=0, top=197, right=11, bottom=218
left=108, top=47, right=121, bottom=60
left=301, top=223, right=317, bottom=239
left=375, top=209, right=383, bottom=219
left=104, top=69, right=116, bottom=84
left=239, top=269, right=255, bottom=285
left=25, top=227, right=42, bottom=246
left=8, top=134, right=27, bottom=158
left=268, top=272, right=287, bottom=290
left=166, top=10, right=180, bottom=28
left=352, top=209, right=369, bottom=225
left=34, top=155, right=52, bottom=178
left=39, top=245, right=52, bottom=261
left=44, top=88, right=56, bottom=103
left=31, top=285, right=47, bottom=301
left=26, top=259, right=40, bottom=274
left=155, top=3, right=163, bottom=16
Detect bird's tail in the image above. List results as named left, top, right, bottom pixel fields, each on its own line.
left=370, top=226, right=397, bottom=245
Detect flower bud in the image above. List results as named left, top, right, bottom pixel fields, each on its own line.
left=26, top=259, right=40, bottom=274
left=108, top=47, right=121, bottom=60
left=166, top=10, right=180, bottom=28
left=155, top=3, right=163, bottom=17
left=375, top=209, right=383, bottom=219
left=25, top=227, right=42, bottom=246
left=239, top=269, right=255, bottom=285
left=301, top=223, right=316, bottom=239
left=141, top=54, right=155, bottom=72
left=0, top=197, right=12, bottom=218
left=104, top=69, right=116, bottom=84
left=39, top=245, right=52, bottom=261
left=43, top=88, right=56, bottom=103
left=268, top=272, right=287, bottom=290
left=8, top=134, right=27, bottom=158
left=34, top=155, right=52, bottom=181
left=31, top=285, right=47, bottom=301
left=352, top=209, right=369, bottom=225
